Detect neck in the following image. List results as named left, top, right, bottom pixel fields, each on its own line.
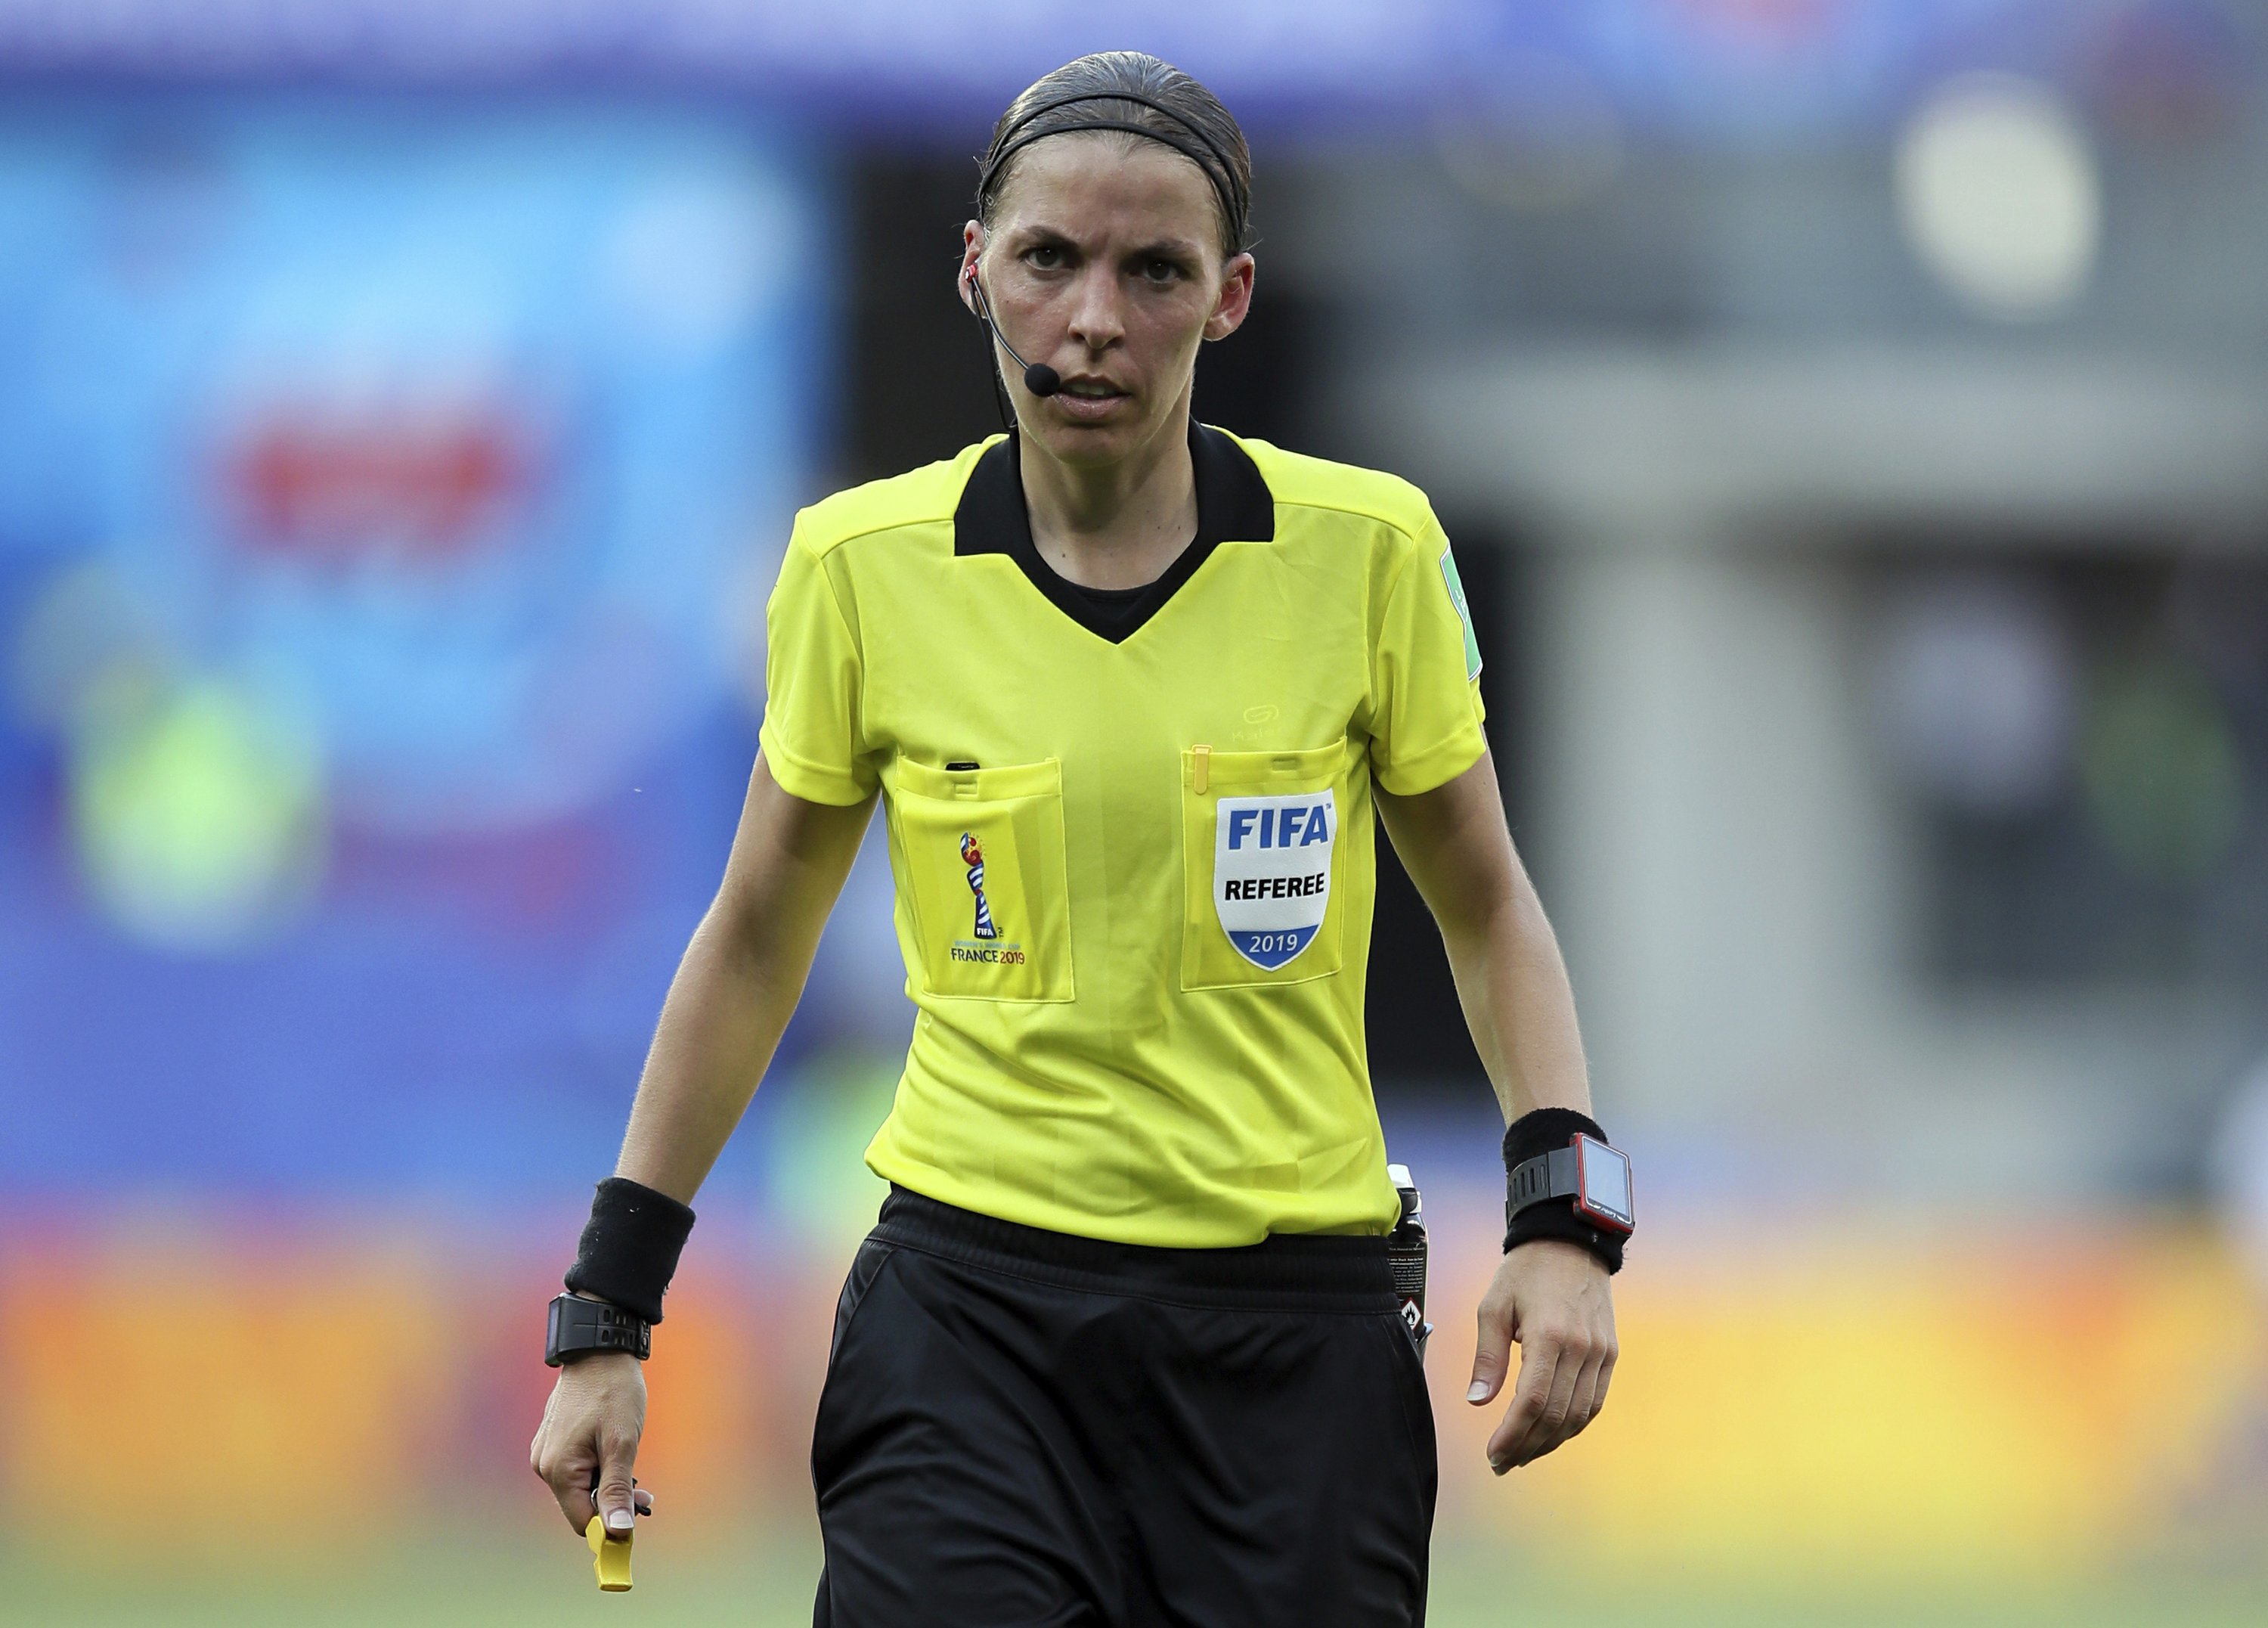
left=1019, top=402, right=1199, bottom=592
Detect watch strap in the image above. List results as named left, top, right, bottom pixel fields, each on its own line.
left=1506, top=1146, right=1582, bottom=1218
left=546, top=1292, right=652, bottom=1366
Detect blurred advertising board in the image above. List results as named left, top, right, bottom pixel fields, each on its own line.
left=5, top=1192, right=2262, bottom=1593
left=0, top=100, right=828, bottom=1196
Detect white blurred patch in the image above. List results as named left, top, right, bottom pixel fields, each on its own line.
left=1871, top=573, right=2075, bottom=817
left=600, top=172, right=795, bottom=355
left=1896, top=74, right=2100, bottom=321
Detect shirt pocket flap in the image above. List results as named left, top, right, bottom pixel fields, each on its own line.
left=894, top=756, right=1064, bottom=804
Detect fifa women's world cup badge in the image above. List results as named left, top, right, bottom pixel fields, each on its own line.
left=946, top=831, right=1024, bottom=971
left=959, top=833, right=999, bottom=940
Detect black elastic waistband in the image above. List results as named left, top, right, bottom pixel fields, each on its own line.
left=871, top=1186, right=1397, bottom=1313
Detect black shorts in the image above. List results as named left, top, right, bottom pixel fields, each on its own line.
left=810, top=1186, right=1437, bottom=1628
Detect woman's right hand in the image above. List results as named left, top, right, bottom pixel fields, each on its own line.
left=530, top=1351, right=655, bottom=1537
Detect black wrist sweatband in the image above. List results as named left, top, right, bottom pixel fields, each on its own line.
left=1503, top=1107, right=1626, bottom=1275
left=562, top=1177, right=696, bottom=1324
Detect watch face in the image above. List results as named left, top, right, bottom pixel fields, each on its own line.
left=1574, top=1136, right=1634, bottom=1232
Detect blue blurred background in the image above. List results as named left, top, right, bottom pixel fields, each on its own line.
left=0, top=101, right=827, bottom=1197
left=5, top=4, right=2268, bottom=1624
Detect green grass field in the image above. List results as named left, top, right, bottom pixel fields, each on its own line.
left=7, top=1528, right=2263, bottom=1628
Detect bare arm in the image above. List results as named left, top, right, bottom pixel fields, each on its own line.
left=1377, top=748, right=1618, bottom=1474
left=532, top=752, right=875, bottom=1535
left=1376, top=746, right=1590, bottom=1125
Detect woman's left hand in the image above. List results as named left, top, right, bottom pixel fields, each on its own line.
left=1465, top=1239, right=1618, bottom=1473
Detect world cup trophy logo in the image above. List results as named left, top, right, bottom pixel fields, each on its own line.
left=959, top=833, right=999, bottom=940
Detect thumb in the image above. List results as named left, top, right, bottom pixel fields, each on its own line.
left=1467, top=1297, right=1514, bottom=1405
left=594, top=1448, right=639, bottom=1537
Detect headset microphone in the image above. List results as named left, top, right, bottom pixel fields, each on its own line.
left=965, top=269, right=1061, bottom=399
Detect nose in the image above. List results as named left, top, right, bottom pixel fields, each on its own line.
left=1061, top=264, right=1126, bottom=355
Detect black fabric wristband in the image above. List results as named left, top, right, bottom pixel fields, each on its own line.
left=1502, top=1108, right=1626, bottom=1275
left=562, top=1177, right=697, bottom=1324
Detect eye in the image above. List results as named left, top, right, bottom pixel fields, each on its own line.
left=1024, top=243, right=1066, bottom=270
left=1140, top=257, right=1184, bottom=283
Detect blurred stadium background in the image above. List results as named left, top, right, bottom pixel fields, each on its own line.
left=5, top=2, right=2268, bottom=1623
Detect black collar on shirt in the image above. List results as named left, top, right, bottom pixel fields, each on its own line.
left=953, top=421, right=1278, bottom=644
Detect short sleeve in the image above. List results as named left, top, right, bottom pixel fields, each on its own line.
left=1369, top=513, right=1489, bottom=797
left=758, top=530, right=878, bottom=805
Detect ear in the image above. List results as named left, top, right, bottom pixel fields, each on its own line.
left=1204, top=251, right=1256, bottom=343
left=958, top=222, right=985, bottom=314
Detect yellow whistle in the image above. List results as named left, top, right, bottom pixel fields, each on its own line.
left=584, top=1515, right=634, bottom=1592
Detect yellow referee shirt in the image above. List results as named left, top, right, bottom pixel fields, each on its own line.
left=760, top=424, right=1488, bottom=1246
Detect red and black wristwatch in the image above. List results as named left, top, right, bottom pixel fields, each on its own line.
left=1506, top=1134, right=1634, bottom=1236
left=1502, top=1109, right=1634, bottom=1273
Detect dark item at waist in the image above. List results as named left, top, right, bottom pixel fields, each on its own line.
left=872, top=1185, right=1397, bottom=1314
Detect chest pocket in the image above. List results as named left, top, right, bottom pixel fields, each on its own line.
left=1180, top=738, right=1349, bottom=991
left=888, top=757, right=1075, bottom=1003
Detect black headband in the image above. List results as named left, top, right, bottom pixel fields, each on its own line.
left=978, top=89, right=1248, bottom=250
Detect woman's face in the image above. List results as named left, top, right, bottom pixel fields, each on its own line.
left=961, top=134, right=1255, bottom=470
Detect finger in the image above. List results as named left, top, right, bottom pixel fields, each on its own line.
left=543, top=1446, right=599, bottom=1535
left=1566, top=1341, right=1618, bottom=1453
left=1510, top=1332, right=1588, bottom=1468
left=1536, top=1333, right=1597, bottom=1457
left=584, top=1467, right=649, bottom=1509
left=1487, top=1332, right=1560, bottom=1473
left=1573, top=1346, right=1610, bottom=1434
left=1525, top=1344, right=1607, bottom=1465
left=594, top=1437, right=640, bottom=1537
left=1467, top=1299, right=1515, bottom=1406
left=1594, top=1341, right=1619, bottom=1412
left=528, top=1390, right=559, bottom=1476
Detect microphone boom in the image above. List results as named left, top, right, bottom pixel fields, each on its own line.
left=968, top=271, right=1061, bottom=401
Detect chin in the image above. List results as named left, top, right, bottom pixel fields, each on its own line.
left=1024, top=405, right=1166, bottom=467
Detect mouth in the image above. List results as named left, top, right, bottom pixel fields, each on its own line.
left=1051, top=376, right=1132, bottom=419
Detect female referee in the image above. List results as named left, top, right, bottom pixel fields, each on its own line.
left=532, top=51, right=1626, bottom=1627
